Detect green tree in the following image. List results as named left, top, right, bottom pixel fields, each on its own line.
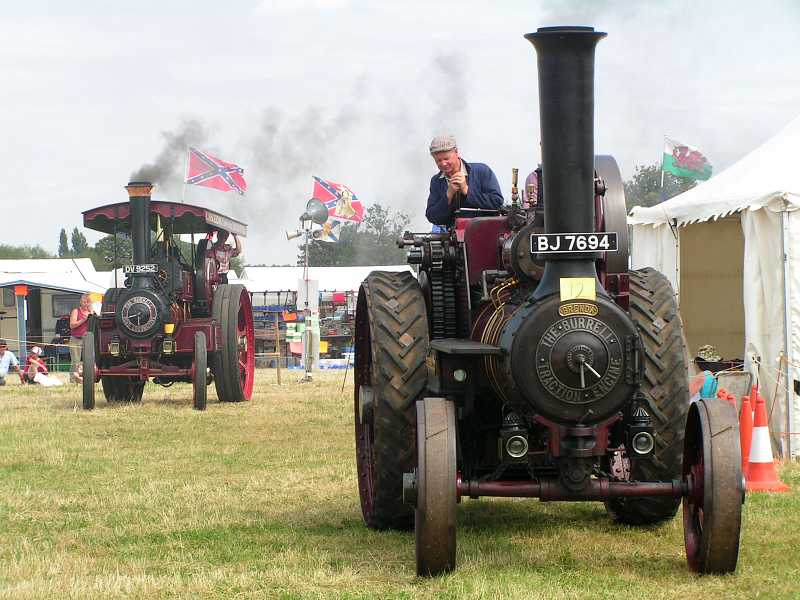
left=70, top=227, right=90, bottom=256
left=299, top=204, right=410, bottom=267
left=91, top=234, right=133, bottom=270
left=58, top=229, right=71, bottom=258
left=623, top=163, right=697, bottom=211
left=0, top=244, right=54, bottom=259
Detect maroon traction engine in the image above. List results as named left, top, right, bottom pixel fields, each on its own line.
left=81, top=182, right=255, bottom=410
left=354, top=27, right=743, bottom=576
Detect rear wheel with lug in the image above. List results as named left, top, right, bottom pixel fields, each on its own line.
left=102, top=377, right=145, bottom=403
left=354, top=271, right=429, bottom=530
left=415, top=397, right=457, bottom=577
left=212, top=284, right=255, bottom=402
left=683, top=398, right=743, bottom=574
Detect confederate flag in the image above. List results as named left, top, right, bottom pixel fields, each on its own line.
left=185, top=147, right=247, bottom=195
left=312, top=176, right=364, bottom=223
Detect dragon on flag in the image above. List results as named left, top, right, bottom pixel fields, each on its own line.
left=312, top=176, right=364, bottom=223
left=662, top=138, right=712, bottom=181
left=185, top=147, right=247, bottom=195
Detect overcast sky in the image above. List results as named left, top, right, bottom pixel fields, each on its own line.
left=3, top=0, right=799, bottom=265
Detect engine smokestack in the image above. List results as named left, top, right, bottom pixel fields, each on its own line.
left=126, top=181, right=153, bottom=266
left=525, top=26, right=606, bottom=298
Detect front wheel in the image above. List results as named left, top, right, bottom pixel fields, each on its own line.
left=82, top=332, right=96, bottom=410
left=193, top=331, right=208, bottom=411
left=683, top=398, right=743, bottom=574
left=415, top=398, right=457, bottom=577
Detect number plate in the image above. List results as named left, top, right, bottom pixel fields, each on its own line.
left=531, top=232, right=618, bottom=254
left=123, top=263, right=159, bottom=274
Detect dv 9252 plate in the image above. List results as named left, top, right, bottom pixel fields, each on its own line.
left=123, top=263, right=159, bottom=274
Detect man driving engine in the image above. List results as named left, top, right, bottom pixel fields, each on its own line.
left=425, top=135, right=504, bottom=226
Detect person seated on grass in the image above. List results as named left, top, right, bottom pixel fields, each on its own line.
left=23, top=346, right=63, bottom=387
left=0, top=339, right=20, bottom=386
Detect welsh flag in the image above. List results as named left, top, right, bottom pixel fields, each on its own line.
left=662, top=138, right=712, bottom=181
left=185, top=147, right=247, bottom=195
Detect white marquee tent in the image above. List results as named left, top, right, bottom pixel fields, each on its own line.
left=629, top=116, right=800, bottom=458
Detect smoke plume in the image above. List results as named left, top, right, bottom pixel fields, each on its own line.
left=129, top=119, right=208, bottom=189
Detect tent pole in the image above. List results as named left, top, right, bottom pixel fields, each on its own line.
left=780, top=209, right=795, bottom=459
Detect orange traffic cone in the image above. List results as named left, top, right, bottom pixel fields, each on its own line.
left=739, top=394, right=754, bottom=476
left=746, top=390, right=790, bottom=492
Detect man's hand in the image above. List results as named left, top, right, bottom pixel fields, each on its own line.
left=446, top=178, right=460, bottom=203
left=450, top=172, right=468, bottom=195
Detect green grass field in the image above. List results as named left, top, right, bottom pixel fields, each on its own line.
left=0, top=371, right=798, bottom=599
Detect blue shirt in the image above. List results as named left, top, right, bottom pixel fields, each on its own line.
left=0, top=351, right=19, bottom=376
left=426, top=159, right=504, bottom=226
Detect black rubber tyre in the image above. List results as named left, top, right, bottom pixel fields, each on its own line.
left=415, top=398, right=457, bottom=577
left=82, top=332, right=96, bottom=411
left=683, top=398, right=743, bottom=574
left=101, top=377, right=120, bottom=402
left=605, top=267, right=689, bottom=524
left=354, top=271, right=429, bottom=530
left=101, top=377, right=145, bottom=403
left=211, top=284, right=255, bottom=403
left=193, top=331, right=208, bottom=411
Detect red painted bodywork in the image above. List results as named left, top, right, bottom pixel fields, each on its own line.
left=95, top=318, right=220, bottom=380
left=455, top=217, right=509, bottom=286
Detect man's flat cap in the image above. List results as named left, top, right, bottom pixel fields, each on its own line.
left=429, top=135, right=457, bottom=154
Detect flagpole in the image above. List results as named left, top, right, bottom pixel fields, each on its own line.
left=181, top=148, right=189, bottom=204
left=660, top=136, right=666, bottom=201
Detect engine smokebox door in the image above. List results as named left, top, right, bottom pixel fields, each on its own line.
left=501, top=294, right=638, bottom=424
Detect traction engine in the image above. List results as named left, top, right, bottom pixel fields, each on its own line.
left=354, top=26, right=743, bottom=576
left=80, top=182, right=255, bottom=410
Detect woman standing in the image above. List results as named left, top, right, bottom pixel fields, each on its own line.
left=69, top=294, right=93, bottom=383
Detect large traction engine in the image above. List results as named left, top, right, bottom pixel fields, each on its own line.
left=354, top=26, right=743, bottom=576
left=80, top=182, right=255, bottom=410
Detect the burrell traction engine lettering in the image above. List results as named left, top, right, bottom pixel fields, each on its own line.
left=354, top=24, right=743, bottom=578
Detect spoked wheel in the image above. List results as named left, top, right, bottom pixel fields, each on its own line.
left=193, top=331, right=208, bottom=411
left=82, top=332, right=96, bottom=410
left=683, top=398, right=743, bottom=574
left=415, top=397, right=457, bottom=577
left=212, top=284, right=255, bottom=402
left=354, top=271, right=429, bottom=530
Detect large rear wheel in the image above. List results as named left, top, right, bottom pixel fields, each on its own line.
left=683, top=398, right=743, bottom=573
left=211, top=284, right=255, bottom=402
left=355, top=271, right=429, bottom=530
left=606, top=267, right=689, bottom=524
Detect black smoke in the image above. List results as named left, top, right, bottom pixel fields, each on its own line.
left=129, top=119, right=208, bottom=187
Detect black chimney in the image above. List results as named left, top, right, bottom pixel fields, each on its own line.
left=525, top=26, right=606, bottom=299
left=126, top=181, right=153, bottom=266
